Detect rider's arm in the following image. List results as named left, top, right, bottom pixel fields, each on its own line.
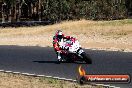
left=63, top=35, right=71, bottom=40
left=53, top=38, right=61, bottom=52
left=53, top=43, right=60, bottom=51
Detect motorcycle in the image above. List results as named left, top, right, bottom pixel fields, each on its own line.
left=60, top=37, right=92, bottom=64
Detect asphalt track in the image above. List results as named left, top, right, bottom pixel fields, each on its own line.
left=0, top=45, right=131, bottom=88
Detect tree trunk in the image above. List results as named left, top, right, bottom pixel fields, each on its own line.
left=31, top=3, right=34, bottom=20
left=8, top=6, right=12, bottom=22
left=14, top=1, right=16, bottom=22
left=18, top=1, right=21, bottom=22
left=28, top=2, right=32, bottom=20
left=36, top=2, right=39, bottom=21
left=2, top=3, right=6, bottom=23
left=16, top=0, right=21, bottom=22
left=38, top=0, right=42, bottom=21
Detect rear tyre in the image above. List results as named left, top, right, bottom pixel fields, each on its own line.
left=81, top=52, right=92, bottom=64
left=66, top=59, right=74, bottom=63
left=62, top=53, right=74, bottom=63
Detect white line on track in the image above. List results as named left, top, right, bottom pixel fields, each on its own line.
left=0, top=69, right=120, bottom=88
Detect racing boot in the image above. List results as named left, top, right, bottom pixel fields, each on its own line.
left=57, top=53, right=62, bottom=64
left=58, top=55, right=61, bottom=61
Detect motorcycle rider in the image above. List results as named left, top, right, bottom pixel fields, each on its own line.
left=53, top=30, right=71, bottom=62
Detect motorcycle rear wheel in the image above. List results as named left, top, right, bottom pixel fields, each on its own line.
left=81, top=52, right=92, bottom=64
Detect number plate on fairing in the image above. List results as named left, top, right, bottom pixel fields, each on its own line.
left=78, top=49, right=84, bottom=54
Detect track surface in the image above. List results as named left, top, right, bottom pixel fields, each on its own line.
left=0, top=45, right=131, bottom=88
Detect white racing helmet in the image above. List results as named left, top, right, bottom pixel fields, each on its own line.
left=56, top=30, right=63, bottom=40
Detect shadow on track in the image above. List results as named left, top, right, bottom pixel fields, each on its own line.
left=33, top=60, right=87, bottom=64
left=0, top=45, right=132, bottom=66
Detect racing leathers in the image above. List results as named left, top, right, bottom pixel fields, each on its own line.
left=53, top=34, right=71, bottom=61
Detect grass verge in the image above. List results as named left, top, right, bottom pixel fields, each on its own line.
left=0, top=72, right=104, bottom=88
left=0, top=19, right=132, bottom=51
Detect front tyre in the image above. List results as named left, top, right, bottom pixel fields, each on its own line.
left=81, top=52, right=92, bottom=64
left=56, top=59, right=61, bottom=64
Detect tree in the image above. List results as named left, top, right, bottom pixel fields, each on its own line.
left=38, top=0, right=41, bottom=21
left=7, top=0, right=15, bottom=22
left=1, top=2, right=6, bottom=23
left=0, top=0, right=130, bottom=23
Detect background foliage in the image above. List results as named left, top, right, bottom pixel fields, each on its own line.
left=0, top=0, right=132, bottom=22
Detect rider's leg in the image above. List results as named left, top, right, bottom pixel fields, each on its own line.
left=57, top=51, right=62, bottom=61
left=57, top=52, right=61, bottom=61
